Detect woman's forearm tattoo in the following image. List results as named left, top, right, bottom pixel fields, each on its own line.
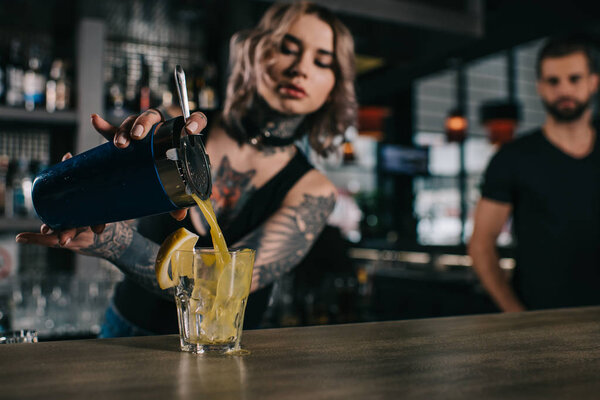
left=237, top=193, right=336, bottom=290
left=82, top=222, right=134, bottom=261
left=84, top=221, right=173, bottom=300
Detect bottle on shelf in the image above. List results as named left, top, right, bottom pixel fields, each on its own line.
left=45, top=61, right=57, bottom=113
left=137, top=54, right=151, bottom=113
left=0, top=155, right=9, bottom=216
left=0, top=46, right=5, bottom=105
left=124, top=57, right=137, bottom=113
left=46, top=59, right=70, bottom=113
left=105, top=61, right=128, bottom=118
left=8, top=158, right=34, bottom=217
left=197, top=63, right=218, bottom=110
left=23, top=46, right=46, bottom=112
left=157, top=60, right=183, bottom=118
left=56, top=60, right=71, bottom=111
left=4, top=159, right=15, bottom=218
left=158, top=60, right=172, bottom=110
left=5, top=40, right=25, bottom=108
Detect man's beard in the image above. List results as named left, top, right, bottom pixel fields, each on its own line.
left=542, top=97, right=591, bottom=122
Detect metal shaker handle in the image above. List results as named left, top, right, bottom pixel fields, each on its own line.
left=174, top=65, right=190, bottom=122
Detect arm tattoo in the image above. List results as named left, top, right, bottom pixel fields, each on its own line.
left=236, top=193, right=336, bottom=290
left=81, top=222, right=134, bottom=260
left=82, top=221, right=174, bottom=300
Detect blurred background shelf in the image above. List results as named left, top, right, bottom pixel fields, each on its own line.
left=0, top=218, right=41, bottom=232
left=0, top=107, right=77, bottom=126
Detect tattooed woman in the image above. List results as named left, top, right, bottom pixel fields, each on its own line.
left=17, top=1, right=357, bottom=337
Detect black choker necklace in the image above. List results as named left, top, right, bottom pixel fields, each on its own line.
left=243, top=96, right=305, bottom=148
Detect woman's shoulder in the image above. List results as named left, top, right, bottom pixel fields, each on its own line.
left=283, top=168, right=337, bottom=207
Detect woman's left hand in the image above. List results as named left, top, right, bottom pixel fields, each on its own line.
left=15, top=152, right=107, bottom=250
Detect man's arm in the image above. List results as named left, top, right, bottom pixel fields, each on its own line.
left=468, top=198, right=525, bottom=312
left=234, top=170, right=337, bottom=292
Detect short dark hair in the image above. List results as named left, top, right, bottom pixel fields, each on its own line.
left=536, top=35, right=597, bottom=78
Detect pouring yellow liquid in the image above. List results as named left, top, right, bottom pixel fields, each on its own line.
left=188, top=194, right=253, bottom=345
left=192, top=193, right=230, bottom=265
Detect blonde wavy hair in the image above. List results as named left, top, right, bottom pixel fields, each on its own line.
left=222, top=1, right=357, bottom=156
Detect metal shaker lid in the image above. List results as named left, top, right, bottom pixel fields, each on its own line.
left=173, top=64, right=212, bottom=201
left=179, top=133, right=212, bottom=200
left=153, top=116, right=212, bottom=206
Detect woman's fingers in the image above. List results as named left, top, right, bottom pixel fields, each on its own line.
left=113, top=115, right=138, bottom=148
left=170, top=209, right=188, bottom=221
left=91, top=114, right=118, bottom=141
left=16, top=231, right=75, bottom=248
left=182, top=111, right=208, bottom=136
left=129, top=109, right=165, bottom=142
left=57, top=228, right=78, bottom=247
left=92, top=109, right=205, bottom=150
left=16, top=232, right=60, bottom=247
left=17, top=226, right=96, bottom=251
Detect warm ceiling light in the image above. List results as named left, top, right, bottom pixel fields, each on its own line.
left=485, top=119, right=517, bottom=145
left=446, top=115, right=468, bottom=132
left=480, top=101, right=520, bottom=145
left=445, top=110, right=468, bottom=143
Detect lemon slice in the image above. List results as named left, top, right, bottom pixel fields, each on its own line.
left=155, top=227, right=199, bottom=289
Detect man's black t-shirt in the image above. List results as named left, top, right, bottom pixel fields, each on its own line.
left=481, top=128, right=600, bottom=309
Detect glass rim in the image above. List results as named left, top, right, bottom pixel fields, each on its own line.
left=174, top=247, right=255, bottom=255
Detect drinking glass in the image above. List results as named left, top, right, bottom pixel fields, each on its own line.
left=173, top=248, right=255, bottom=354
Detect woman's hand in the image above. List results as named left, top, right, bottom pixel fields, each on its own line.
left=91, top=109, right=208, bottom=149
left=91, top=109, right=208, bottom=221
left=16, top=223, right=100, bottom=254
left=16, top=220, right=137, bottom=263
left=15, top=146, right=134, bottom=257
left=93, top=110, right=209, bottom=221
left=16, top=152, right=105, bottom=250
left=15, top=110, right=209, bottom=249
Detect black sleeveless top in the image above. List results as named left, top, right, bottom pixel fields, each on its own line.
left=113, top=147, right=314, bottom=334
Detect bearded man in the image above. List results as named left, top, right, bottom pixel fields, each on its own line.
left=469, top=36, right=600, bottom=311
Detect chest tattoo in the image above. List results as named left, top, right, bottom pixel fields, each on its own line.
left=211, top=155, right=257, bottom=225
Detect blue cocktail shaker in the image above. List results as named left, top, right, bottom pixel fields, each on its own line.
left=31, top=116, right=212, bottom=230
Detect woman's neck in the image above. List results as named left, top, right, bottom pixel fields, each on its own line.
left=244, top=96, right=305, bottom=149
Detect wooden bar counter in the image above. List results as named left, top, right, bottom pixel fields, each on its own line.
left=2, top=306, right=600, bottom=399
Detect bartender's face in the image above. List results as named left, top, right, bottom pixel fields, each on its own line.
left=258, top=13, right=336, bottom=115
left=537, top=52, right=598, bottom=122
